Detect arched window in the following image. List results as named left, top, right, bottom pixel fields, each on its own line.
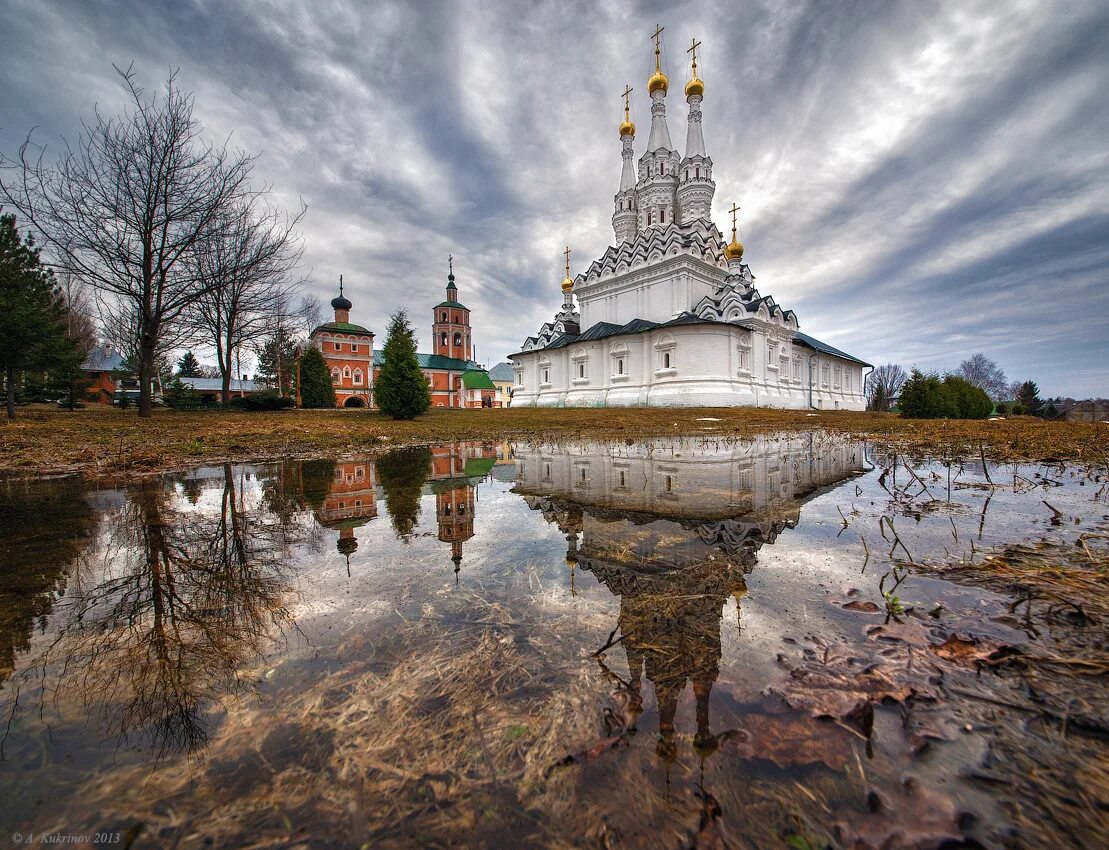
left=695, top=167, right=700, bottom=179
left=647, top=212, right=653, bottom=226
left=453, top=314, right=460, bottom=323
left=330, top=368, right=340, bottom=383
left=453, top=333, right=462, bottom=346
left=440, top=333, right=447, bottom=346
left=342, top=366, right=351, bottom=381
left=660, top=209, right=665, bottom=224
left=664, top=352, right=671, bottom=369
left=353, top=369, right=363, bottom=385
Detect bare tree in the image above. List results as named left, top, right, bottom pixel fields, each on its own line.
left=189, top=196, right=306, bottom=404
left=953, top=353, right=1008, bottom=400
left=0, top=65, right=255, bottom=416
left=57, top=273, right=98, bottom=357
left=866, top=363, right=907, bottom=412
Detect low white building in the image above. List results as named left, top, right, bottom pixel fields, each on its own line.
left=510, top=30, right=869, bottom=410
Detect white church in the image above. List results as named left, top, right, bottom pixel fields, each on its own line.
left=509, top=29, right=869, bottom=410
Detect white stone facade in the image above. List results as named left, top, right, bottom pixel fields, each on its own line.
left=510, top=36, right=869, bottom=410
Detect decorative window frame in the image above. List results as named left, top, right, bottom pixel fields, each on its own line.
left=792, top=357, right=802, bottom=383
left=609, top=344, right=630, bottom=382
left=833, top=366, right=842, bottom=390
left=653, top=333, right=677, bottom=377
left=539, top=356, right=552, bottom=390
left=571, top=351, right=589, bottom=386
left=353, top=369, right=364, bottom=386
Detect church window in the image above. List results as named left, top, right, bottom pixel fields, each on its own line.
left=695, top=167, right=700, bottom=179
left=440, top=333, right=447, bottom=346
left=353, top=369, right=363, bottom=385
left=454, top=314, right=460, bottom=323
left=619, top=471, right=626, bottom=487
left=768, top=342, right=778, bottom=365
left=846, top=370, right=852, bottom=392
left=578, top=363, right=585, bottom=378
left=665, top=475, right=673, bottom=492
left=660, top=209, right=665, bottom=223
left=444, top=504, right=452, bottom=516
left=351, top=344, right=358, bottom=353
left=330, top=368, right=340, bottom=383
left=334, top=342, right=341, bottom=351
left=834, top=367, right=842, bottom=389
left=543, top=368, right=550, bottom=384
left=458, top=503, right=466, bottom=514
left=646, top=212, right=652, bottom=226
left=663, top=352, right=671, bottom=369
left=793, top=358, right=802, bottom=382
left=617, top=358, right=624, bottom=375
left=580, top=468, right=587, bottom=482
left=454, top=333, right=462, bottom=346
left=821, top=364, right=830, bottom=388
left=343, top=366, right=351, bottom=379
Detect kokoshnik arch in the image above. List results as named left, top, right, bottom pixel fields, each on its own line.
left=510, top=27, right=870, bottom=409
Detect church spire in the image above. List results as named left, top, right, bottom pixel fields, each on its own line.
left=677, top=36, right=714, bottom=224
left=646, top=24, right=674, bottom=152
left=613, top=85, right=639, bottom=244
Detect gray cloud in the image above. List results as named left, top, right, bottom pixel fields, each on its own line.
left=2, top=0, right=1106, bottom=396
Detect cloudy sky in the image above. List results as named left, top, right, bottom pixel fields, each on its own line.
left=2, top=0, right=1107, bottom=396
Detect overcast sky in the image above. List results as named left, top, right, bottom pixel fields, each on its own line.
left=2, top=0, right=1107, bottom=396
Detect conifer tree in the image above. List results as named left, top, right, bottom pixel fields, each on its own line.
left=1016, top=380, right=1043, bottom=416
left=0, top=213, right=70, bottom=419
left=376, top=310, right=430, bottom=420
left=298, top=345, right=335, bottom=408
left=176, top=350, right=202, bottom=377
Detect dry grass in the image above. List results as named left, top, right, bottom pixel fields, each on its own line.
left=3, top=404, right=1105, bottom=479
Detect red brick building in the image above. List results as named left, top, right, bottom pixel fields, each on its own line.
left=310, top=266, right=498, bottom=409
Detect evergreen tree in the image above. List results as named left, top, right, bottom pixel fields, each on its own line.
left=377, top=447, right=432, bottom=540
left=298, top=346, right=335, bottom=408
left=176, top=350, right=202, bottom=377
left=255, top=328, right=297, bottom=393
left=1016, top=380, right=1042, bottom=416
left=0, top=213, right=70, bottom=419
left=46, top=341, right=92, bottom=409
left=376, top=310, right=430, bottom=420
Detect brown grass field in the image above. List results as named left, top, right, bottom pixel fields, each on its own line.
left=1, top=404, right=1105, bottom=479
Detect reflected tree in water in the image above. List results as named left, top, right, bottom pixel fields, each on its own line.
left=0, top=478, right=97, bottom=692
left=377, top=447, right=432, bottom=540
left=17, top=467, right=301, bottom=758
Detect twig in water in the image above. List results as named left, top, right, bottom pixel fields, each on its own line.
left=980, top=443, right=993, bottom=485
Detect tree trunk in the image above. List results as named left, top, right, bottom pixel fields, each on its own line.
left=138, top=336, right=156, bottom=418
left=221, top=368, right=232, bottom=407
left=5, top=365, right=15, bottom=420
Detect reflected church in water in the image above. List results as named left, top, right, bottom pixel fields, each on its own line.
left=515, top=434, right=865, bottom=759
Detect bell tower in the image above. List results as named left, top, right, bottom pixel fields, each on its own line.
left=432, top=255, right=472, bottom=361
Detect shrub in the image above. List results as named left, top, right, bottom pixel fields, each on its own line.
left=995, top=402, right=1010, bottom=415
left=229, top=390, right=294, bottom=411
left=164, top=377, right=202, bottom=410
left=899, top=370, right=991, bottom=419
left=943, top=375, right=992, bottom=419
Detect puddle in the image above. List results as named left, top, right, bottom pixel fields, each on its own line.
left=0, top=433, right=1105, bottom=848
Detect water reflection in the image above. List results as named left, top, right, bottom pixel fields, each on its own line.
left=515, top=434, right=866, bottom=763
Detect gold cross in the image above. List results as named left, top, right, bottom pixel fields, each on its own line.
left=687, top=37, right=701, bottom=76
left=563, top=246, right=572, bottom=277
left=448, top=254, right=453, bottom=275
left=651, top=24, right=664, bottom=70
left=729, top=202, right=740, bottom=237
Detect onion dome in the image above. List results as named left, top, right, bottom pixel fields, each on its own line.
left=331, top=292, right=352, bottom=310
left=561, top=274, right=574, bottom=293
left=724, top=238, right=744, bottom=261
left=648, top=69, right=668, bottom=94
left=685, top=75, right=703, bottom=98
left=619, top=117, right=636, bottom=137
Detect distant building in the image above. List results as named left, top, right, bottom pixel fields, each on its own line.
left=1062, top=400, right=1109, bottom=422
left=81, top=346, right=127, bottom=405
left=488, top=363, right=515, bottom=406
left=178, top=376, right=263, bottom=403
left=310, top=264, right=498, bottom=409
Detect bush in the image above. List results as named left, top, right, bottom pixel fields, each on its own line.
left=229, top=390, right=294, bottom=411
left=995, top=402, right=1010, bottom=415
left=164, top=377, right=202, bottom=410
left=899, top=370, right=992, bottom=419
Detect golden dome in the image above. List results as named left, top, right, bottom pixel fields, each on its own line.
left=648, top=69, right=668, bottom=94
left=565, top=553, right=578, bottom=567
left=619, top=118, right=636, bottom=137
left=561, top=275, right=574, bottom=293
left=724, top=239, right=744, bottom=261
left=684, top=75, right=704, bottom=98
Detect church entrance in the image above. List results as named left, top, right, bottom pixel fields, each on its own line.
left=343, top=396, right=366, bottom=408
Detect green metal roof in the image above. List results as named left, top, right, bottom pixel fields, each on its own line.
left=434, top=300, right=469, bottom=310
left=312, top=321, right=373, bottom=336
left=372, top=350, right=481, bottom=371
left=462, top=369, right=496, bottom=390
left=462, top=457, right=497, bottom=477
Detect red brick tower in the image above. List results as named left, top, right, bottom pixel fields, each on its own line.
left=432, top=256, right=472, bottom=361
left=437, top=484, right=475, bottom=579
